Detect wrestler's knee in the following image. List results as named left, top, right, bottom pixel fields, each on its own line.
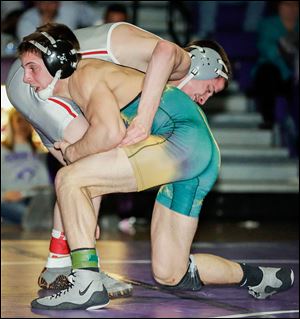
left=152, top=254, right=187, bottom=285
left=54, top=165, right=78, bottom=195
left=152, top=258, right=174, bottom=285
left=153, top=255, right=203, bottom=291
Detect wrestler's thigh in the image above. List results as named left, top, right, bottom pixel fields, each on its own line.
left=59, top=148, right=138, bottom=197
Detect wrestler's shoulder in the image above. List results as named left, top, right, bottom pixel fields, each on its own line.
left=78, top=59, right=113, bottom=72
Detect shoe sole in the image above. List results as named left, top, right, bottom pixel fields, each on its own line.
left=109, top=288, right=133, bottom=299
left=87, top=301, right=110, bottom=310
left=31, top=291, right=110, bottom=310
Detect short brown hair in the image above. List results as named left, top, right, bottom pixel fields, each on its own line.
left=185, top=39, right=232, bottom=86
left=18, top=22, right=80, bottom=57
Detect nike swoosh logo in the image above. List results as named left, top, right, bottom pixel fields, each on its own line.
left=79, top=281, right=94, bottom=296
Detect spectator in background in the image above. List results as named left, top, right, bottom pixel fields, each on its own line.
left=1, top=1, right=24, bottom=21
left=16, top=1, right=100, bottom=41
left=252, top=1, right=299, bottom=130
left=1, top=108, right=52, bottom=225
left=104, top=3, right=128, bottom=23
left=1, top=8, right=25, bottom=56
left=197, top=1, right=266, bottom=38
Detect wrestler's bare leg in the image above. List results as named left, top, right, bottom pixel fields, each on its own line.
left=55, top=146, right=242, bottom=284
left=53, top=197, right=102, bottom=238
left=53, top=202, right=64, bottom=232
left=55, top=148, right=137, bottom=249
left=151, top=202, right=243, bottom=286
left=43, top=189, right=133, bottom=296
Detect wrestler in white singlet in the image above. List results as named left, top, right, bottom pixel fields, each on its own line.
left=6, top=22, right=160, bottom=149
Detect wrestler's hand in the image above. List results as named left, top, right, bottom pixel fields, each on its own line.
left=119, top=116, right=150, bottom=146
left=54, top=141, right=72, bottom=164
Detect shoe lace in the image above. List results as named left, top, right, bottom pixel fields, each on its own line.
left=50, top=271, right=77, bottom=299
left=248, top=287, right=261, bottom=298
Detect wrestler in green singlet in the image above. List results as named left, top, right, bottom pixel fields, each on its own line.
left=121, top=85, right=221, bottom=217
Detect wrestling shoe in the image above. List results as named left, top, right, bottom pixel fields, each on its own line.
left=38, top=267, right=71, bottom=290
left=100, top=271, right=133, bottom=298
left=32, top=269, right=109, bottom=310
left=247, top=266, right=294, bottom=299
left=38, top=267, right=133, bottom=298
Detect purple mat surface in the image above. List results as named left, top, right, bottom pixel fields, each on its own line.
left=29, top=241, right=299, bottom=318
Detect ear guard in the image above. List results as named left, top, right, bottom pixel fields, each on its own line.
left=29, top=32, right=79, bottom=100
left=177, top=45, right=228, bottom=89
left=29, top=32, right=78, bottom=79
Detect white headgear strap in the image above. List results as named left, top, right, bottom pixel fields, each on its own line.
left=177, top=45, right=228, bottom=89
left=37, top=69, right=62, bottom=100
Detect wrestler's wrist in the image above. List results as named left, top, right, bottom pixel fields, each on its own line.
left=135, top=113, right=153, bottom=133
left=64, top=145, right=73, bottom=164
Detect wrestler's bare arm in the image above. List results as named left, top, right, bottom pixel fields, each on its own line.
left=111, top=23, right=190, bottom=77
left=112, top=23, right=191, bottom=145
left=131, top=41, right=190, bottom=125
left=63, top=72, right=126, bottom=163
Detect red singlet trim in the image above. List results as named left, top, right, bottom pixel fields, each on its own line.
left=81, top=50, right=108, bottom=56
left=48, top=98, right=77, bottom=118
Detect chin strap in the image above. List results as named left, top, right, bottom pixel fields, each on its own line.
left=177, top=68, right=199, bottom=89
left=38, top=70, right=62, bottom=100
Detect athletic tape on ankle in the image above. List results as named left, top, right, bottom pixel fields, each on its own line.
left=71, top=249, right=98, bottom=269
left=49, top=236, right=70, bottom=254
left=51, top=229, right=67, bottom=239
left=46, top=255, right=72, bottom=268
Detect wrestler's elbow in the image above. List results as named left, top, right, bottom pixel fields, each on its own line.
left=109, top=123, right=126, bottom=146
left=155, top=40, right=177, bottom=60
left=102, top=121, right=126, bottom=149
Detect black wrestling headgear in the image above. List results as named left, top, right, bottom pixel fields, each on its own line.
left=29, top=32, right=79, bottom=79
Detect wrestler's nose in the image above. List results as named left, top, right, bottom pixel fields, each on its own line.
left=23, top=70, right=31, bottom=84
left=199, top=95, right=208, bottom=105
left=201, top=91, right=213, bottom=105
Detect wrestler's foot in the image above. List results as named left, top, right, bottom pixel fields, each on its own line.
left=32, top=269, right=109, bottom=310
left=247, top=266, right=294, bottom=299
left=38, top=267, right=133, bottom=298
left=100, top=271, right=133, bottom=298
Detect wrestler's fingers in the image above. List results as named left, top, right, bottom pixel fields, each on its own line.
left=119, top=131, right=138, bottom=145
left=120, top=130, right=146, bottom=145
left=53, top=141, right=61, bottom=149
left=120, top=134, right=139, bottom=146
left=121, top=133, right=148, bottom=146
left=120, top=125, right=149, bottom=146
